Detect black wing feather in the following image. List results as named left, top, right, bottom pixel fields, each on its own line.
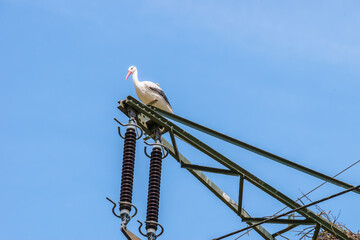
left=149, top=87, right=171, bottom=106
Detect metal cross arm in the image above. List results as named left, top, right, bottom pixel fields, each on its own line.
left=117, top=96, right=354, bottom=240
left=241, top=217, right=314, bottom=225
left=149, top=104, right=360, bottom=195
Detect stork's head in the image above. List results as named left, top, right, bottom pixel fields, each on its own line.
left=126, top=66, right=137, bottom=80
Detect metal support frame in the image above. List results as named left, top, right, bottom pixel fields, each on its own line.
left=161, top=138, right=275, bottom=240
left=117, top=96, right=356, bottom=240
left=150, top=106, right=360, bottom=195
left=238, top=175, right=244, bottom=215
left=241, top=217, right=314, bottom=225
left=312, top=224, right=321, bottom=240
left=181, top=163, right=238, bottom=176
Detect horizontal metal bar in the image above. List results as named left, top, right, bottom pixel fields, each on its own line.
left=181, top=163, right=238, bottom=176
left=242, top=217, right=314, bottom=225
left=150, top=106, right=360, bottom=195
left=124, top=97, right=350, bottom=240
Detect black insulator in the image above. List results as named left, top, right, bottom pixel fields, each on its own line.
left=146, top=147, right=163, bottom=231
left=120, top=128, right=137, bottom=212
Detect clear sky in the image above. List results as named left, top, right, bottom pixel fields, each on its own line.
left=1, top=1, right=359, bottom=239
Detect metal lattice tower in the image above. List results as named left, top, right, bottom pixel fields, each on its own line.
left=113, top=95, right=359, bottom=240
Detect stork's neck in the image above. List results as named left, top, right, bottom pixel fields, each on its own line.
left=132, top=70, right=140, bottom=87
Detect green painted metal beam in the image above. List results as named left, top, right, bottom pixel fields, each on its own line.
left=150, top=105, right=360, bottom=195
left=180, top=163, right=238, bottom=176
left=238, top=175, right=244, bottom=215
left=241, top=217, right=314, bottom=225
left=123, top=96, right=351, bottom=240
left=312, top=224, right=321, bottom=240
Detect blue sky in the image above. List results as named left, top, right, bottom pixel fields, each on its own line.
left=1, top=1, right=359, bottom=239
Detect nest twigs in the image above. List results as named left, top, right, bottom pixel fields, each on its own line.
left=294, top=195, right=360, bottom=240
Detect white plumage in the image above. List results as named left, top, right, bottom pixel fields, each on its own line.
left=126, top=66, right=173, bottom=113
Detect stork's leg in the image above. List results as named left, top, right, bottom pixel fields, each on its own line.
left=147, top=98, right=166, bottom=132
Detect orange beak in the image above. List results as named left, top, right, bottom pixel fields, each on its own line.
left=125, top=70, right=132, bottom=80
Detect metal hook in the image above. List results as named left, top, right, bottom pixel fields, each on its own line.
left=114, top=118, right=143, bottom=140
left=137, top=220, right=164, bottom=238
left=106, top=198, right=138, bottom=223
left=143, top=140, right=169, bottom=159
left=106, top=197, right=121, bottom=218
left=137, top=220, right=147, bottom=237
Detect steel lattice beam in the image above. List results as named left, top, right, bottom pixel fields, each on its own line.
left=150, top=106, right=360, bottom=195
left=241, top=217, right=314, bottom=225
left=117, top=96, right=355, bottom=240
left=162, top=138, right=275, bottom=240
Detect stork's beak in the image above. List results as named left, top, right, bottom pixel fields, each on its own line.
left=125, top=71, right=132, bottom=80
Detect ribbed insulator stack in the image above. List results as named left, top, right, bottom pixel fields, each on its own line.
left=145, top=147, right=163, bottom=231
left=120, top=128, right=137, bottom=212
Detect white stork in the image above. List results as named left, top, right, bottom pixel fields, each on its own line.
left=126, top=66, right=173, bottom=113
